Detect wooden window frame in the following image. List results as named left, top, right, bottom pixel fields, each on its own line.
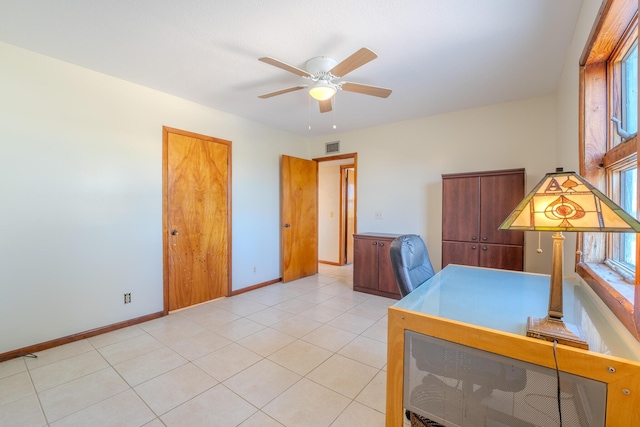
left=579, top=0, right=640, bottom=341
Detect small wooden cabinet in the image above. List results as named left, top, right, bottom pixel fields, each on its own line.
left=353, top=233, right=401, bottom=299
left=442, top=169, right=525, bottom=271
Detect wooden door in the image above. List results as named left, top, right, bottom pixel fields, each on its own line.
left=479, top=245, right=524, bottom=271
left=281, top=155, right=318, bottom=282
left=480, top=173, right=525, bottom=245
left=353, top=236, right=378, bottom=291
left=442, top=241, right=480, bottom=268
left=164, top=127, right=231, bottom=312
left=442, top=176, right=480, bottom=242
left=376, top=239, right=397, bottom=295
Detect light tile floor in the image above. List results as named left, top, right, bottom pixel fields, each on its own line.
left=0, top=264, right=406, bottom=427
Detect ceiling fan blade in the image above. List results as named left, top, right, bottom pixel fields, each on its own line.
left=319, top=98, right=332, bottom=113
left=341, top=82, right=392, bottom=98
left=330, top=48, right=378, bottom=78
left=258, top=86, right=306, bottom=99
left=259, top=57, right=311, bottom=77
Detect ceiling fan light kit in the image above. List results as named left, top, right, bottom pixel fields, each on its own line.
left=258, top=47, right=392, bottom=114
left=308, top=80, right=336, bottom=101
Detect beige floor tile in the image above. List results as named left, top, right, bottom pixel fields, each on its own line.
left=0, top=371, right=34, bottom=406
left=347, top=301, right=392, bottom=321
left=161, top=384, right=257, bottom=427
left=237, top=328, right=296, bottom=357
left=210, top=297, right=269, bottom=317
left=193, top=343, right=262, bottom=382
left=268, top=340, right=333, bottom=376
left=238, top=291, right=292, bottom=307
left=141, top=419, right=165, bottom=427
left=272, top=298, right=313, bottom=314
left=146, top=319, right=207, bottom=345
left=0, top=357, right=26, bottom=380
left=263, top=378, right=350, bottom=427
left=302, top=324, right=357, bottom=352
left=186, top=308, right=241, bottom=330
left=298, top=305, right=345, bottom=323
left=307, top=354, right=379, bottom=399
left=246, top=307, right=294, bottom=326
left=114, top=346, right=187, bottom=387
left=270, top=315, right=322, bottom=338
left=215, top=317, right=265, bottom=341
left=295, top=290, right=335, bottom=304
left=39, top=368, right=129, bottom=422
left=330, top=401, right=385, bottom=427
left=355, top=370, right=387, bottom=413
left=97, top=333, right=164, bottom=365
left=0, top=395, right=46, bottom=427
left=167, top=330, right=231, bottom=360
left=361, top=321, right=388, bottom=343
left=223, top=359, right=301, bottom=408
left=238, top=410, right=285, bottom=426
left=320, top=296, right=365, bottom=312
left=26, top=340, right=95, bottom=370
left=30, top=350, right=109, bottom=392
left=133, top=363, right=216, bottom=416
left=50, top=389, right=155, bottom=427
left=327, top=312, right=376, bottom=334
left=338, top=335, right=388, bottom=369
left=87, top=325, right=146, bottom=349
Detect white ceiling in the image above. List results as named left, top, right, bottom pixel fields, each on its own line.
left=0, top=0, right=583, bottom=137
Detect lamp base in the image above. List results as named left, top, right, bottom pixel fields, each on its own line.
left=526, top=316, right=589, bottom=350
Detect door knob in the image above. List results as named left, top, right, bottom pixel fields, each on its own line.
left=283, top=223, right=291, bottom=228
left=171, top=230, right=179, bottom=235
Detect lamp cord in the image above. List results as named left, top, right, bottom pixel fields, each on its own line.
left=553, top=340, right=563, bottom=427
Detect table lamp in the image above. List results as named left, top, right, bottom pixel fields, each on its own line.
left=499, top=168, right=640, bottom=349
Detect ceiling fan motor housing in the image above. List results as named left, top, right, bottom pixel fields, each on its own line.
left=306, top=56, right=338, bottom=80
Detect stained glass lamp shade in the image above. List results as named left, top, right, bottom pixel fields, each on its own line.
left=500, top=169, right=640, bottom=349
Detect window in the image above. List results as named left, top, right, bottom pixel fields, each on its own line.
left=579, top=0, right=639, bottom=339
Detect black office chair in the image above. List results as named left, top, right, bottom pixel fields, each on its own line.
left=389, top=234, right=435, bottom=298
left=389, top=234, right=529, bottom=426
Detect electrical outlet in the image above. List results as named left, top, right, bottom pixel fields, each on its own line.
left=124, top=293, right=131, bottom=304
left=375, top=211, right=383, bottom=220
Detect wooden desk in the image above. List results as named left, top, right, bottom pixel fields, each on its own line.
left=386, top=265, right=640, bottom=426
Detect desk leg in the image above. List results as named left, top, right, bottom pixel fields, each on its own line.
left=386, top=308, right=406, bottom=426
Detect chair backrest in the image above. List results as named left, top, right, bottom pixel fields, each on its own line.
left=389, top=234, right=435, bottom=298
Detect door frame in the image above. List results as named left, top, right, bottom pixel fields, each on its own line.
left=340, top=164, right=355, bottom=265
left=313, top=153, right=358, bottom=266
left=162, top=126, right=232, bottom=314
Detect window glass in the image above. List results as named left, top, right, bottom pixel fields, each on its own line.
left=619, top=165, right=637, bottom=268
left=622, top=42, right=638, bottom=135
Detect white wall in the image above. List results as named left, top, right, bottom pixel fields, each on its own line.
left=0, top=42, right=308, bottom=354
left=555, top=0, right=604, bottom=275
left=318, top=162, right=341, bottom=263
left=310, top=95, right=559, bottom=275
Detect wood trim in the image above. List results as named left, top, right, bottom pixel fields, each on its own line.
left=442, top=168, right=525, bottom=180
left=577, top=262, right=639, bottom=340
left=601, top=136, right=638, bottom=168
left=580, top=0, right=637, bottom=65
left=312, top=152, right=357, bottom=162
left=0, top=312, right=164, bottom=363
left=162, top=126, right=232, bottom=314
left=230, top=278, right=281, bottom=296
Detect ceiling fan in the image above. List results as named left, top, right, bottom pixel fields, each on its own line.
left=258, top=47, right=392, bottom=113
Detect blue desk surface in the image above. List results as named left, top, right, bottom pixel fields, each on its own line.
left=392, top=264, right=640, bottom=361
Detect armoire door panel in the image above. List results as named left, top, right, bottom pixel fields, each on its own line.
left=442, top=177, right=479, bottom=242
